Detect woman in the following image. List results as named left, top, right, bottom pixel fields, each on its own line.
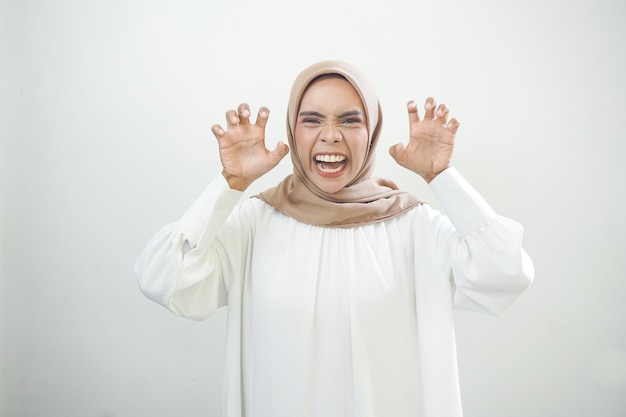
left=135, top=60, right=534, bottom=417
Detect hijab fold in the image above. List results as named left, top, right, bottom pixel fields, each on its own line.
left=256, top=60, right=421, bottom=228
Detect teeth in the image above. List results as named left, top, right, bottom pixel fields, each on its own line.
left=317, top=164, right=344, bottom=174
left=315, top=154, right=346, bottom=174
left=315, top=154, right=346, bottom=162
left=317, top=164, right=343, bottom=174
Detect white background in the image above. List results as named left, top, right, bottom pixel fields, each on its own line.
left=2, top=0, right=625, bottom=416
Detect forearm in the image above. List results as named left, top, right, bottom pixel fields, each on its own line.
left=429, top=168, right=534, bottom=314
left=135, top=175, right=244, bottom=319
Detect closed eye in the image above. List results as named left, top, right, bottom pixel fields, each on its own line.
left=338, top=110, right=365, bottom=126
left=299, top=111, right=325, bottom=125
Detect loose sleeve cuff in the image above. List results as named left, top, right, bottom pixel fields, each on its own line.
left=179, top=175, right=243, bottom=248
left=428, top=167, right=497, bottom=237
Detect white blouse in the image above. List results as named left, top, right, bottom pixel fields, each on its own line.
left=135, top=168, right=534, bottom=417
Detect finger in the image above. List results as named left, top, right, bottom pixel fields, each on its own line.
left=238, top=103, right=251, bottom=125
left=424, top=97, right=436, bottom=120
left=407, top=100, right=420, bottom=125
left=388, top=143, right=405, bottom=162
left=211, top=124, right=226, bottom=140
left=225, top=109, right=239, bottom=129
left=447, top=118, right=460, bottom=135
left=268, top=141, right=290, bottom=166
left=435, top=103, right=449, bottom=125
left=255, top=106, right=270, bottom=129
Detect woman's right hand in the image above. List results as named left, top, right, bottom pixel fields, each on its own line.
left=211, top=103, right=289, bottom=191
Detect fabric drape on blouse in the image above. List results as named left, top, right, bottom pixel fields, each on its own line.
left=135, top=167, right=534, bottom=417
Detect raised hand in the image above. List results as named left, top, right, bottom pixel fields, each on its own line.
left=211, top=103, right=289, bottom=191
left=389, top=97, right=460, bottom=183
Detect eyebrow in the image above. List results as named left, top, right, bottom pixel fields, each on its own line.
left=298, top=110, right=364, bottom=119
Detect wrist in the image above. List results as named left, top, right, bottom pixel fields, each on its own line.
left=422, top=174, right=436, bottom=184
left=222, top=171, right=251, bottom=191
left=422, top=167, right=449, bottom=184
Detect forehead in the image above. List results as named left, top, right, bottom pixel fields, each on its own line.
left=299, top=75, right=364, bottom=110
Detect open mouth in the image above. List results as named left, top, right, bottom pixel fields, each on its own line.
left=314, top=154, right=347, bottom=174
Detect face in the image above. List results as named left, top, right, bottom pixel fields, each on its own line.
left=294, top=76, right=369, bottom=194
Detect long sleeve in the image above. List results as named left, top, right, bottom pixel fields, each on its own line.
left=429, top=168, right=535, bottom=315
left=134, top=175, right=244, bottom=320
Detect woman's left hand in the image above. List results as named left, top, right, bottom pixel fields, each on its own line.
left=389, top=97, right=459, bottom=183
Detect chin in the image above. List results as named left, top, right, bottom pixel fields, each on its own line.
left=321, top=187, right=343, bottom=194
left=309, top=167, right=352, bottom=194
left=315, top=180, right=347, bottom=194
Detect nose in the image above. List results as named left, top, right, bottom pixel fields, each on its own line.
left=320, top=123, right=342, bottom=143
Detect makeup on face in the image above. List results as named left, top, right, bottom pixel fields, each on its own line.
left=294, top=76, right=369, bottom=194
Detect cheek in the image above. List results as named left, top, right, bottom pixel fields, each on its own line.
left=350, top=130, right=370, bottom=165
left=294, top=129, right=312, bottom=163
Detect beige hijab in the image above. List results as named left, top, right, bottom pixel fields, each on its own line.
left=256, top=60, right=421, bottom=228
